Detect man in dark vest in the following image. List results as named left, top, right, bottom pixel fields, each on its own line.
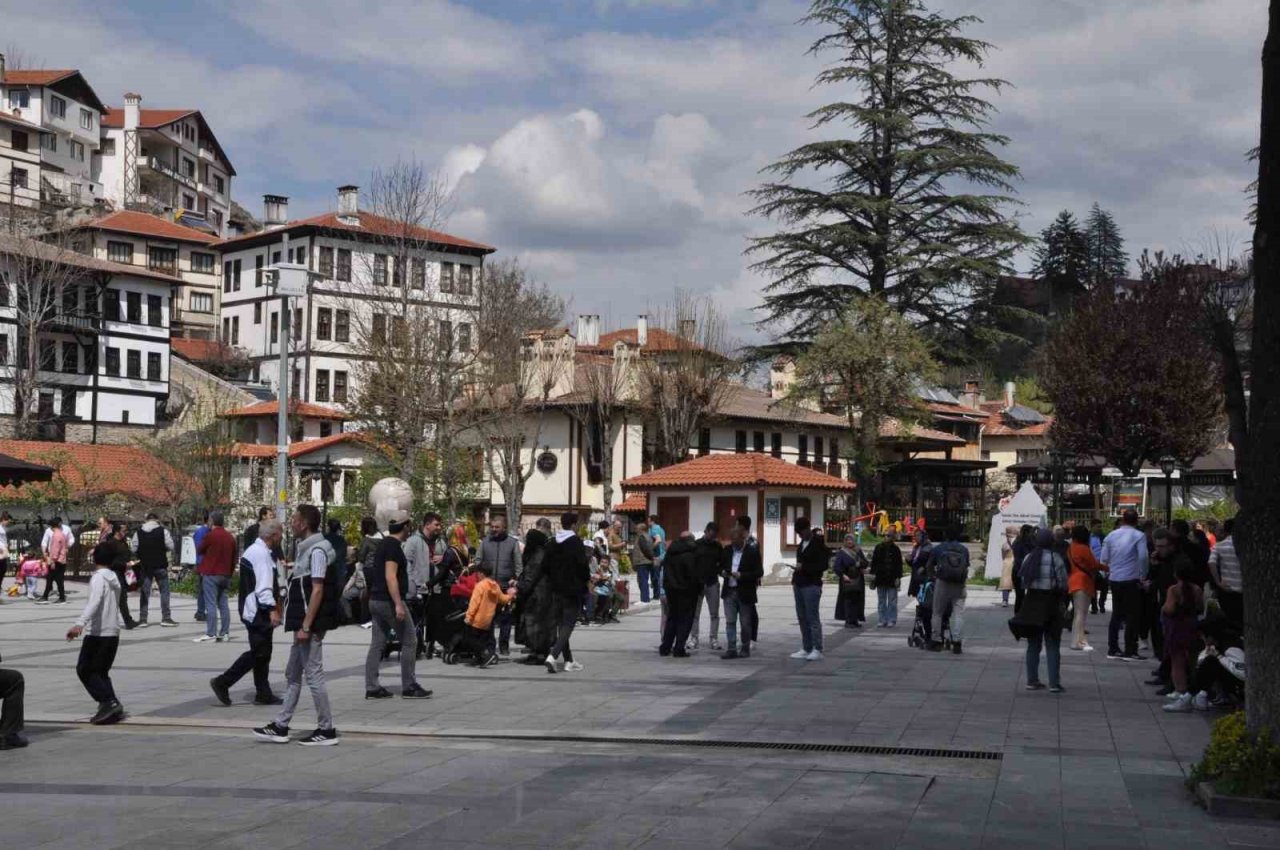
left=131, top=512, right=175, bottom=628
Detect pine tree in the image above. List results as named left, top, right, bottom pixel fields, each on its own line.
left=1084, top=202, right=1128, bottom=286
left=1033, top=210, right=1089, bottom=313
left=748, top=0, right=1025, bottom=354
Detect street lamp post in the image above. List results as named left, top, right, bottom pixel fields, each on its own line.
left=1044, top=449, right=1078, bottom=526
left=1159, top=455, right=1176, bottom=526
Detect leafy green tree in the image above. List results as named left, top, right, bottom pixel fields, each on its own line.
left=788, top=297, right=938, bottom=501
left=1084, top=202, right=1128, bottom=287
left=748, top=0, right=1025, bottom=355
left=1033, top=210, right=1089, bottom=314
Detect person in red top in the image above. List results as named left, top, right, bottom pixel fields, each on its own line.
left=1067, top=525, right=1103, bottom=651
left=195, top=510, right=238, bottom=643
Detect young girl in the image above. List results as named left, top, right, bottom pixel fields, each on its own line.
left=18, top=549, right=45, bottom=600
left=1161, top=564, right=1204, bottom=713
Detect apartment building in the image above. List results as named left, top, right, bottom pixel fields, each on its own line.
left=214, top=186, right=494, bottom=407
left=0, top=111, right=49, bottom=212
left=0, top=233, right=173, bottom=442
left=68, top=210, right=222, bottom=340
left=97, top=93, right=235, bottom=237
left=0, top=57, right=107, bottom=212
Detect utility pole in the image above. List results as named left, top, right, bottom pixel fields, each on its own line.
left=275, top=233, right=290, bottom=524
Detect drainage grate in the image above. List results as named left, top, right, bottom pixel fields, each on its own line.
left=423, top=732, right=1002, bottom=761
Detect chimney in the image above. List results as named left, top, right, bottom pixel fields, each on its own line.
left=961, top=379, right=981, bottom=410
left=575, top=314, right=600, bottom=346
left=636, top=315, right=648, bottom=347
left=1004, top=381, right=1016, bottom=409
left=123, top=92, right=142, bottom=131
left=263, top=194, right=289, bottom=229
left=337, top=185, right=359, bottom=224
left=678, top=317, right=696, bottom=341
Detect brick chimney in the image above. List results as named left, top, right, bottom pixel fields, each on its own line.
left=961, top=379, right=982, bottom=409
left=337, top=185, right=359, bottom=225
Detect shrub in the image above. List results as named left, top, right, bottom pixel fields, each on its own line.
left=1190, top=711, right=1280, bottom=799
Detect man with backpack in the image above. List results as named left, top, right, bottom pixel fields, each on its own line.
left=253, top=505, right=344, bottom=747
left=927, top=526, right=970, bottom=655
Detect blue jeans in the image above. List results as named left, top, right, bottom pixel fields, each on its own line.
left=139, top=567, right=170, bottom=621
left=201, top=574, right=231, bottom=637
left=1026, top=630, right=1061, bottom=688
left=723, top=589, right=754, bottom=651
left=635, top=565, right=658, bottom=603
left=877, top=586, right=898, bottom=625
left=793, top=584, right=823, bottom=652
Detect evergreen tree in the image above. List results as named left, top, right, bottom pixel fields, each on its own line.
left=1033, top=210, right=1089, bottom=313
left=748, top=0, right=1025, bottom=355
left=1084, top=202, right=1128, bottom=286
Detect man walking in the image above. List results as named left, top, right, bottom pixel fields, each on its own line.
left=790, top=517, right=828, bottom=661
left=632, top=521, right=657, bottom=603
left=211, top=520, right=283, bottom=707
left=1103, top=509, right=1150, bottom=661
left=720, top=519, right=763, bottom=659
left=658, top=532, right=697, bottom=657
left=66, top=544, right=125, bottom=725
left=926, top=527, right=969, bottom=654
left=545, top=513, right=590, bottom=674
left=870, top=530, right=904, bottom=627
left=364, top=510, right=432, bottom=700
left=689, top=522, right=723, bottom=651
left=103, top=522, right=137, bottom=630
left=131, top=512, right=176, bottom=627
left=193, top=512, right=210, bottom=623
left=254, top=505, right=344, bottom=746
left=0, top=648, right=25, bottom=750
left=1209, top=518, right=1242, bottom=627
left=194, top=511, right=236, bottom=643
left=478, top=516, right=520, bottom=655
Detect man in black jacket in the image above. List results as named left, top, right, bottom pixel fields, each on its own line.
left=870, top=530, right=904, bottom=628
left=659, top=532, right=698, bottom=657
left=790, top=517, right=829, bottom=661
left=0, top=648, right=25, bottom=750
left=545, top=512, right=590, bottom=674
left=720, top=519, right=764, bottom=659
left=689, top=523, right=723, bottom=652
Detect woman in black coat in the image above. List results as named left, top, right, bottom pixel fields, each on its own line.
left=515, top=526, right=555, bottom=664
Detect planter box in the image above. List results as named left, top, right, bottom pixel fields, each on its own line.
left=1197, top=781, right=1280, bottom=819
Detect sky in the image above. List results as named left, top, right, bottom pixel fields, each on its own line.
left=5, top=0, right=1264, bottom=341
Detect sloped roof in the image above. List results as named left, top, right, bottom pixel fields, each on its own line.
left=0, top=111, right=51, bottom=134
left=102, top=107, right=236, bottom=175
left=715, top=384, right=847, bottom=428
left=222, top=400, right=347, bottom=421
left=621, top=453, right=855, bottom=492
left=613, top=491, right=648, bottom=513
left=231, top=431, right=378, bottom=460
left=878, top=419, right=966, bottom=446
left=83, top=210, right=219, bottom=245
left=0, top=440, right=188, bottom=502
left=979, top=401, right=1053, bottom=437
left=171, top=337, right=238, bottom=363
left=214, top=210, right=494, bottom=253
left=0, top=232, right=181, bottom=284
left=2, top=69, right=106, bottom=113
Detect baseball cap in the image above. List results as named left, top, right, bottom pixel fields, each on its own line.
left=387, top=509, right=411, bottom=531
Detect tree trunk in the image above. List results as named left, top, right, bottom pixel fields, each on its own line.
left=1242, top=0, right=1280, bottom=736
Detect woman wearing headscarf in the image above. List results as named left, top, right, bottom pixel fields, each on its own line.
left=832, top=533, right=867, bottom=628
left=1019, top=528, right=1070, bottom=693
left=515, top=520, right=555, bottom=665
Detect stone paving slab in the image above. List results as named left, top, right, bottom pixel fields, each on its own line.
left=2, top=581, right=1279, bottom=848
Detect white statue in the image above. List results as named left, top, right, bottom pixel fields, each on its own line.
left=368, top=477, right=413, bottom=532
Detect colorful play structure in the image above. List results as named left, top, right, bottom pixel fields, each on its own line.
left=822, top=502, right=928, bottom=541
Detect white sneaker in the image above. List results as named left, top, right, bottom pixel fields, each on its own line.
left=564, top=661, right=584, bottom=672
left=360, top=622, right=373, bottom=630
left=806, top=650, right=824, bottom=661
left=1140, top=640, right=1151, bottom=653
left=1162, top=693, right=1193, bottom=713
left=192, top=635, right=216, bottom=643
left=1082, top=644, right=1095, bottom=652
left=687, top=637, right=699, bottom=650
left=545, top=655, right=561, bottom=674
left=1192, top=691, right=1211, bottom=712
left=789, top=649, right=810, bottom=660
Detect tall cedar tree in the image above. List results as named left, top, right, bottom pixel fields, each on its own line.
left=748, top=0, right=1025, bottom=356
left=1239, top=0, right=1280, bottom=736
left=1042, top=278, right=1218, bottom=477
left=1084, top=202, right=1128, bottom=286
left=1033, top=210, right=1089, bottom=314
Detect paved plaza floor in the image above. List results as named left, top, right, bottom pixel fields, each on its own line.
left=1, top=581, right=1277, bottom=849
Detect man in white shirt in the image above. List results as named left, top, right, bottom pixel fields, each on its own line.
left=210, top=519, right=283, bottom=707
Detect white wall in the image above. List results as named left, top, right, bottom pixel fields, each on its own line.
left=644, top=487, right=826, bottom=568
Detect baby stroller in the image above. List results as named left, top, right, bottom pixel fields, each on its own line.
left=908, top=580, right=952, bottom=649
left=436, top=605, right=473, bottom=665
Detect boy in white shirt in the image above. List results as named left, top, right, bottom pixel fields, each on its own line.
left=66, top=544, right=125, bottom=725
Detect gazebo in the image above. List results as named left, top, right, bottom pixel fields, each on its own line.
left=620, top=453, right=856, bottom=568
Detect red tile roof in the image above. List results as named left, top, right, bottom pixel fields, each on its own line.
left=878, top=419, right=966, bottom=445
left=214, top=210, right=494, bottom=253
left=979, top=401, right=1053, bottom=437
left=2, top=70, right=106, bottom=112
left=923, top=399, right=988, bottom=420
left=170, top=337, right=238, bottom=363
left=595, top=327, right=695, bottom=352
left=222, top=400, right=347, bottom=421
left=102, top=108, right=197, bottom=129
left=613, top=492, right=648, bottom=513
left=0, top=440, right=191, bottom=503
left=231, top=431, right=378, bottom=460
left=621, top=454, right=855, bottom=492
left=85, top=210, right=219, bottom=245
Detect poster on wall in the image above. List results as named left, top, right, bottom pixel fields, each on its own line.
left=765, top=497, right=780, bottom=524
left=983, top=481, right=1049, bottom=580
left=1113, top=479, right=1145, bottom=516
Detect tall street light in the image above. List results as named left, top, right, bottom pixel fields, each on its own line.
left=1158, top=455, right=1177, bottom=525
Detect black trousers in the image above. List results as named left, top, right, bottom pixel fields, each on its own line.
left=1148, top=587, right=1167, bottom=662
left=1107, top=580, right=1144, bottom=656
left=0, top=667, right=23, bottom=737
left=550, top=596, right=577, bottom=663
left=76, top=636, right=119, bottom=704
left=41, top=562, right=66, bottom=602
left=1092, top=573, right=1109, bottom=612
left=112, top=566, right=134, bottom=624
left=659, top=590, right=695, bottom=654
left=215, top=612, right=275, bottom=698
left=1219, top=591, right=1243, bottom=630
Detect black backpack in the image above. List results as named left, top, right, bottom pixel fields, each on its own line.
left=934, top=546, right=969, bottom=584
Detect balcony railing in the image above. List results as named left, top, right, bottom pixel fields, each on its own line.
left=46, top=310, right=99, bottom=333
left=145, top=156, right=197, bottom=190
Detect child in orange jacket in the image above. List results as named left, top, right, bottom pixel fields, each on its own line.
left=464, top=563, right=516, bottom=668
